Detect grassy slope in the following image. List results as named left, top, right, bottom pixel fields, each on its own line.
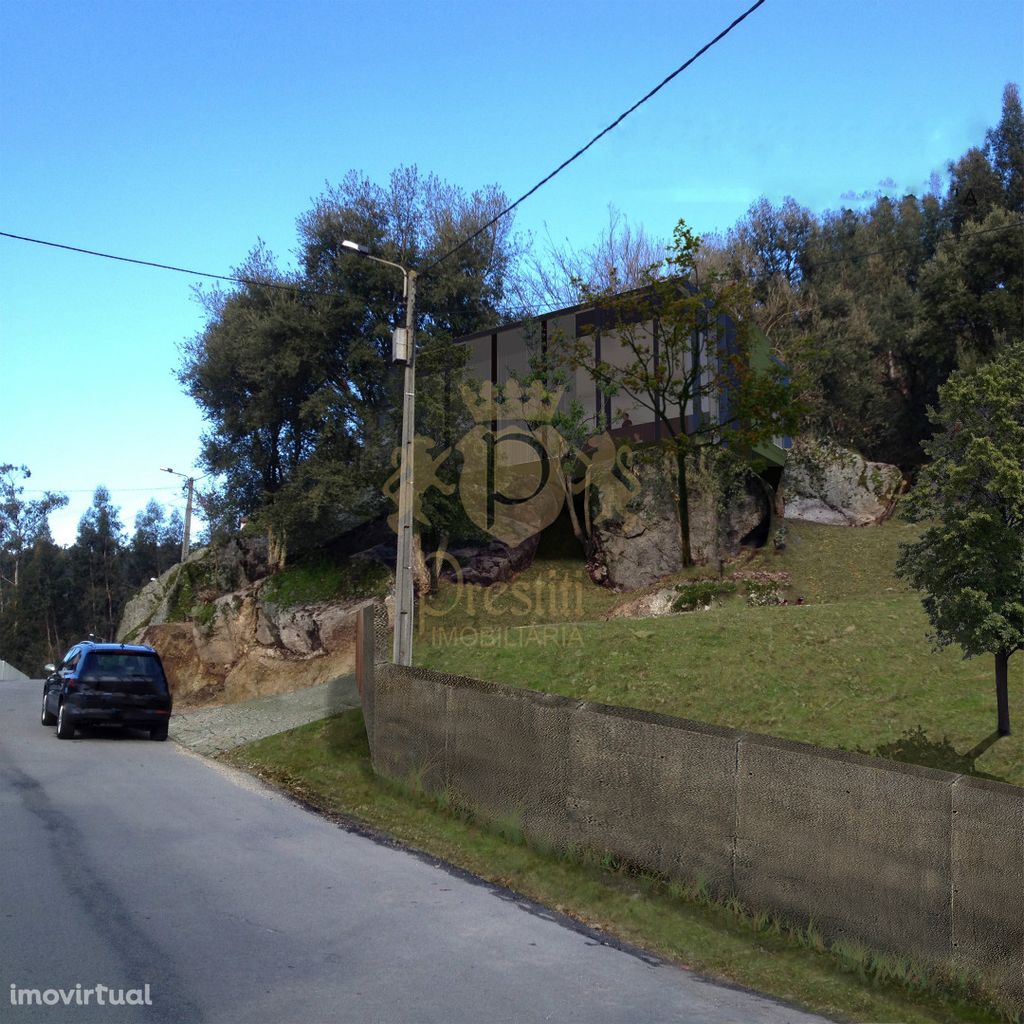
left=416, top=519, right=1023, bottom=788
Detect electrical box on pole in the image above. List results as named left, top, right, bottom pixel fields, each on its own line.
left=392, top=327, right=411, bottom=364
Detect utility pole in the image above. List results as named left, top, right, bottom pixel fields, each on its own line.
left=182, top=476, right=194, bottom=564
left=160, top=467, right=198, bottom=564
left=340, top=240, right=417, bottom=666
left=393, top=269, right=417, bottom=666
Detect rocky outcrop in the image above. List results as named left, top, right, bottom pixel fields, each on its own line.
left=781, top=439, right=905, bottom=527
left=605, top=586, right=682, bottom=620
left=588, top=453, right=769, bottom=590
left=117, top=562, right=183, bottom=643
left=140, top=586, right=385, bottom=707
left=115, top=531, right=389, bottom=707
left=117, top=534, right=273, bottom=643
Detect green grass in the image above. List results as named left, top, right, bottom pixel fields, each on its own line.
left=416, top=520, right=1023, bottom=788
left=222, top=710, right=1019, bottom=1024
left=262, top=555, right=391, bottom=607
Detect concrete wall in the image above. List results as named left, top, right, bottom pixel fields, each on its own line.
left=357, top=658, right=1023, bottom=1008
left=0, top=658, right=30, bottom=681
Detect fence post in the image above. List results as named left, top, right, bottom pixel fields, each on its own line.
left=355, top=603, right=376, bottom=751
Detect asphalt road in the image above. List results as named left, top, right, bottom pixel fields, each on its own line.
left=0, top=679, right=837, bottom=1024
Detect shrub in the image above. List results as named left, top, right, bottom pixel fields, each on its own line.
left=672, top=579, right=737, bottom=612
left=746, top=579, right=784, bottom=606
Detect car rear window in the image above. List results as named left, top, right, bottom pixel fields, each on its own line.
left=81, top=652, right=167, bottom=683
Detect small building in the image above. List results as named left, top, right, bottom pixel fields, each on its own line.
left=455, top=291, right=791, bottom=471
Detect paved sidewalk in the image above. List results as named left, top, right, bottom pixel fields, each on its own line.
left=169, top=674, right=360, bottom=755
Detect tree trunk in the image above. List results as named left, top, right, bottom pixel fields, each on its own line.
left=675, top=449, right=693, bottom=567
left=267, top=527, right=287, bottom=572
left=411, top=530, right=431, bottom=598
left=558, top=466, right=588, bottom=554
left=996, top=649, right=1011, bottom=736
left=428, top=533, right=450, bottom=591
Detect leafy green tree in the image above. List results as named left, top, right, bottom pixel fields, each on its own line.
left=0, top=465, right=68, bottom=666
left=0, top=464, right=67, bottom=592
left=915, top=207, right=1023, bottom=371
left=68, top=487, right=127, bottom=642
left=985, top=82, right=1024, bottom=214
left=181, top=166, right=520, bottom=564
left=945, top=147, right=1005, bottom=230
left=896, top=345, right=1024, bottom=735
left=795, top=193, right=948, bottom=468
left=127, top=499, right=182, bottom=585
left=567, top=220, right=802, bottom=566
left=4, top=535, right=69, bottom=671
left=180, top=243, right=347, bottom=557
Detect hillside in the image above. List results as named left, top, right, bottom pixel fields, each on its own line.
left=416, top=519, right=1023, bottom=788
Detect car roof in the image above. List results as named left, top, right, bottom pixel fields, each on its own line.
left=77, top=642, right=158, bottom=655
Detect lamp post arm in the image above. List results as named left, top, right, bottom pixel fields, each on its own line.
left=364, top=254, right=408, bottom=278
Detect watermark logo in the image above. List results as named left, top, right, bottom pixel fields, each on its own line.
left=383, top=380, right=637, bottom=547
left=10, top=983, right=153, bottom=1008
left=426, top=624, right=584, bottom=648
left=419, top=555, right=585, bottom=647
left=383, top=380, right=636, bottom=650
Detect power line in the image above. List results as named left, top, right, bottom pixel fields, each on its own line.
left=22, top=486, right=182, bottom=495
left=0, top=231, right=328, bottom=297
left=0, top=229, right=535, bottom=316
left=5, top=216, right=1019, bottom=339
left=422, top=0, right=768, bottom=275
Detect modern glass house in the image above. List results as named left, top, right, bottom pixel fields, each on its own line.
left=455, top=293, right=792, bottom=470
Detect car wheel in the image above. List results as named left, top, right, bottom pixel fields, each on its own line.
left=41, top=694, right=56, bottom=726
left=149, top=724, right=169, bottom=742
left=55, top=703, right=75, bottom=740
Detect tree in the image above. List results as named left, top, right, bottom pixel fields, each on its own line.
left=567, top=220, right=802, bottom=566
left=128, top=499, right=182, bottom=585
left=945, top=147, right=1005, bottom=230
left=0, top=465, right=67, bottom=660
left=0, top=464, right=67, bottom=592
left=915, top=207, right=1024, bottom=372
left=180, top=166, right=521, bottom=563
left=68, top=487, right=127, bottom=642
left=514, top=204, right=666, bottom=313
left=985, top=82, right=1024, bottom=214
left=896, top=345, right=1024, bottom=735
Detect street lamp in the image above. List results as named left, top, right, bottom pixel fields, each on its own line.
left=340, top=239, right=417, bottom=666
left=160, top=467, right=195, bottom=564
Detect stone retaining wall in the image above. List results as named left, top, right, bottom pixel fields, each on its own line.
left=354, top=634, right=1022, bottom=1008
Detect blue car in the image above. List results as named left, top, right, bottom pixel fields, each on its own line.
left=41, top=641, right=173, bottom=741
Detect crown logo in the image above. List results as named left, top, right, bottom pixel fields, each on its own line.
left=460, top=381, right=498, bottom=423
left=461, top=380, right=565, bottom=424
left=505, top=380, right=565, bottom=423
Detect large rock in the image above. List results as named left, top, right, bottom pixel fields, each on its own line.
left=589, top=452, right=769, bottom=591
left=116, top=562, right=183, bottom=642
left=441, top=535, right=541, bottom=586
left=140, top=587, right=382, bottom=706
left=781, top=439, right=905, bottom=526
left=116, top=534, right=274, bottom=643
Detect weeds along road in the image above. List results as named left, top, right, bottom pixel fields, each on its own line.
left=0, top=679, right=836, bottom=1024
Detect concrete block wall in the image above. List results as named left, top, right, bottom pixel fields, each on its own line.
left=357, top=658, right=1023, bottom=1008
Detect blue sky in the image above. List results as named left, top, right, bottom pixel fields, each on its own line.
left=1, top=0, right=1021, bottom=545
